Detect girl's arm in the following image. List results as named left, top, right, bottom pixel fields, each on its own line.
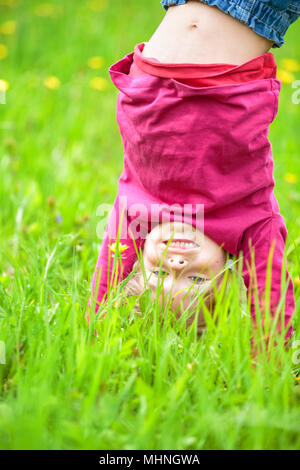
left=240, top=214, right=294, bottom=343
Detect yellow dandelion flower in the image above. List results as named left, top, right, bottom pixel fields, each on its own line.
left=44, top=76, right=60, bottom=90
left=281, top=58, right=300, bottom=73
left=277, top=69, right=295, bottom=84
left=0, top=44, right=8, bottom=59
left=0, top=79, right=9, bottom=91
left=87, top=56, right=104, bottom=69
left=109, top=243, right=116, bottom=253
left=87, top=0, right=107, bottom=12
left=284, top=172, right=298, bottom=184
left=34, top=3, right=54, bottom=17
left=110, top=242, right=129, bottom=254
left=90, top=76, right=107, bottom=91
left=109, top=242, right=129, bottom=254
left=294, top=278, right=300, bottom=287
left=0, top=20, right=17, bottom=35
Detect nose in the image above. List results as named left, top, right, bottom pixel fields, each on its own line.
left=167, top=255, right=188, bottom=271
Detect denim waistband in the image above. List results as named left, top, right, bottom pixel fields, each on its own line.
left=160, top=0, right=300, bottom=47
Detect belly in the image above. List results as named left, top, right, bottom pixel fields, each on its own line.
left=142, top=1, right=273, bottom=65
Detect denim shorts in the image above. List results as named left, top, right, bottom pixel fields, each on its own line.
left=160, top=0, right=300, bottom=47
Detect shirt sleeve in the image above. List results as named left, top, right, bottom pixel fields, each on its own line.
left=88, top=197, right=142, bottom=316
left=239, top=213, right=295, bottom=341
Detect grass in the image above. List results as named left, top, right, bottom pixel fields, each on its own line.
left=0, top=0, right=300, bottom=450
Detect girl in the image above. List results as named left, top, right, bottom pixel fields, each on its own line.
left=90, top=1, right=299, bottom=340
left=120, top=221, right=230, bottom=336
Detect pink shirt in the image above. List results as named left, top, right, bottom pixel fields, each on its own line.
left=91, top=45, right=294, bottom=338
left=131, top=43, right=277, bottom=86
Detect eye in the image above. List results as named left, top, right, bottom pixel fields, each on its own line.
left=189, top=276, right=206, bottom=284
left=153, top=269, right=169, bottom=276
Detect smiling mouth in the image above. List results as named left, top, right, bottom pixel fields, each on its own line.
left=163, top=239, right=199, bottom=250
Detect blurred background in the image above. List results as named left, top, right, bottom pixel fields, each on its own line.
left=0, top=0, right=300, bottom=451
left=0, top=0, right=299, bottom=299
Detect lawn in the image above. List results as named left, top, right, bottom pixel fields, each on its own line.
left=0, top=0, right=300, bottom=450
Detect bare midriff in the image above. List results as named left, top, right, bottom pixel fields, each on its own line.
left=142, top=1, right=274, bottom=65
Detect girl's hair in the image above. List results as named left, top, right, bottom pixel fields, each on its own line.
left=123, top=271, right=143, bottom=297
left=121, top=260, right=144, bottom=314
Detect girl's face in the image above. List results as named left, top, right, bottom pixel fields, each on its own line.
left=141, top=222, right=226, bottom=322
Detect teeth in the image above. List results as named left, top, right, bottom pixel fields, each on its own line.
left=167, top=240, right=197, bottom=248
